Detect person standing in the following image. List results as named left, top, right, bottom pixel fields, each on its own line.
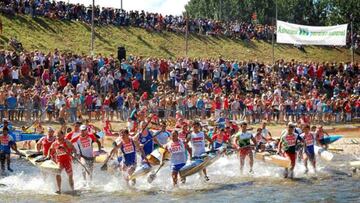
left=36, top=127, right=56, bottom=157
left=300, top=124, right=316, bottom=173
left=0, top=127, right=20, bottom=174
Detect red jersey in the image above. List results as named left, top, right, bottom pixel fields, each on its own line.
left=65, top=130, right=80, bottom=140
left=52, top=140, right=72, bottom=163
left=39, top=135, right=55, bottom=156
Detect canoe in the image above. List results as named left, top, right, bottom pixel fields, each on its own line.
left=255, top=152, right=291, bottom=168
left=128, top=147, right=170, bottom=180
left=314, top=146, right=334, bottom=161
left=147, top=147, right=170, bottom=166
left=8, top=131, right=43, bottom=142
left=18, top=149, right=60, bottom=173
left=321, top=135, right=342, bottom=145
left=179, top=147, right=225, bottom=178
left=349, top=161, right=360, bottom=168
left=128, top=163, right=151, bottom=181
left=93, top=150, right=108, bottom=163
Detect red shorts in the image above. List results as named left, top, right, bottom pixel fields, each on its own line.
left=284, top=152, right=296, bottom=167
left=239, top=147, right=252, bottom=158
left=58, top=159, right=73, bottom=175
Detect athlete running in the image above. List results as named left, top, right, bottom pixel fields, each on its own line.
left=162, top=130, right=188, bottom=186
left=300, top=124, right=316, bottom=173
left=233, top=121, right=257, bottom=174
left=186, top=121, right=213, bottom=181
left=278, top=122, right=302, bottom=178
left=47, top=130, right=76, bottom=194
left=71, top=124, right=102, bottom=182
left=211, top=127, right=230, bottom=149
left=110, top=129, right=145, bottom=185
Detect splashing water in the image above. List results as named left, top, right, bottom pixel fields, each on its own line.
left=0, top=153, right=359, bottom=202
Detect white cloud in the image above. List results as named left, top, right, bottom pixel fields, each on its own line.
left=61, top=0, right=190, bottom=15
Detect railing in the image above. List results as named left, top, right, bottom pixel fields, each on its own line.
left=1, top=106, right=358, bottom=125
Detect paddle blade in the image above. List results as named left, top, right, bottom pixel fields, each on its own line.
left=100, top=164, right=108, bottom=171
left=147, top=173, right=156, bottom=183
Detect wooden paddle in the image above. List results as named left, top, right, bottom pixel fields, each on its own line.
left=147, top=162, right=165, bottom=183
left=100, top=114, right=155, bottom=171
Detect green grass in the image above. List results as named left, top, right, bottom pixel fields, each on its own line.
left=1, top=14, right=359, bottom=62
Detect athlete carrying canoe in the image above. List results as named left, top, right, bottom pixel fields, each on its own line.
left=186, top=121, right=213, bottom=181
left=161, top=130, right=188, bottom=187
left=71, top=124, right=102, bottom=182
left=233, top=121, right=257, bottom=174
left=36, top=127, right=56, bottom=157
left=0, top=127, right=20, bottom=174
left=136, top=120, right=160, bottom=160
left=47, top=130, right=76, bottom=195
left=300, top=124, right=316, bottom=174
left=109, top=129, right=146, bottom=185
left=278, top=122, right=303, bottom=178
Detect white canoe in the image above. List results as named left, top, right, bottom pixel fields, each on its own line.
left=255, top=152, right=291, bottom=168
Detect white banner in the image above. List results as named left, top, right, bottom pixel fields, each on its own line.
left=276, top=20, right=348, bottom=46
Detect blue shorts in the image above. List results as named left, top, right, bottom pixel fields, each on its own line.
left=171, top=163, right=186, bottom=172
left=213, top=142, right=222, bottom=149
left=305, top=145, right=315, bottom=161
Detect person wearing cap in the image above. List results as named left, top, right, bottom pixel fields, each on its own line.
left=233, top=121, right=257, bottom=174
left=0, top=127, right=20, bottom=174
left=278, top=122, right=303, bottom=178
left=185, top=121, right=213, bottom=181
left=36, top=127, right=56, bottom=157
left=0, top=118, right=13, bottom=131
left=70, top=124, right=102, bottom=182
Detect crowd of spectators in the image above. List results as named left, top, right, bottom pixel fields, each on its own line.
left=1, top=0, right=275, bottom=41
left=0, top=48, right=359, bottom=126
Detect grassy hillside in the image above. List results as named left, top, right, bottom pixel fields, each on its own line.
left=1, top=14, right=359, bottom=62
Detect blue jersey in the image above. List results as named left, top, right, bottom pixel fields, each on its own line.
left=0, top=135, right=15, bottom=154
left=120, top=140, right=136, bottom=166
left=138, top=130, right=153, bottom=156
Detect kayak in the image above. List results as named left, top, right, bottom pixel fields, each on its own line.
left=349, top=161, right=360, bottom=168
left=18, top=149, right=60, bottom=173
left=129, top=163, right=152, bottom=181
left=314, top=146, right=334, bottom=161
left=255, top=152, right=291, bottom=168
left=179, top=147, right=225, bottom=178
left=128, top=147, right=169, bottom=180
left=321, top=135, right=342, bottom=145
left=8, top=130, right=43, bottom=142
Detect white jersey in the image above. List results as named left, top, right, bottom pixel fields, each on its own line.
left=165, top=141, right=187, bottom=165
left=190, top=131, right=206, bottom=157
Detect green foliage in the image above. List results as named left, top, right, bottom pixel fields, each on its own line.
left=185, top=0, right=359, bottom=29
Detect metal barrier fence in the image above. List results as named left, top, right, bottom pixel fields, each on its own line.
left=1, top=106, right=358, bottom=125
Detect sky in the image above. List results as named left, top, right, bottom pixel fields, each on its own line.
left=61, top=0, right=190, bottom=15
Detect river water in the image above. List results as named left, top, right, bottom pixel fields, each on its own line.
left=0, top=153, right=359, bottom=203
